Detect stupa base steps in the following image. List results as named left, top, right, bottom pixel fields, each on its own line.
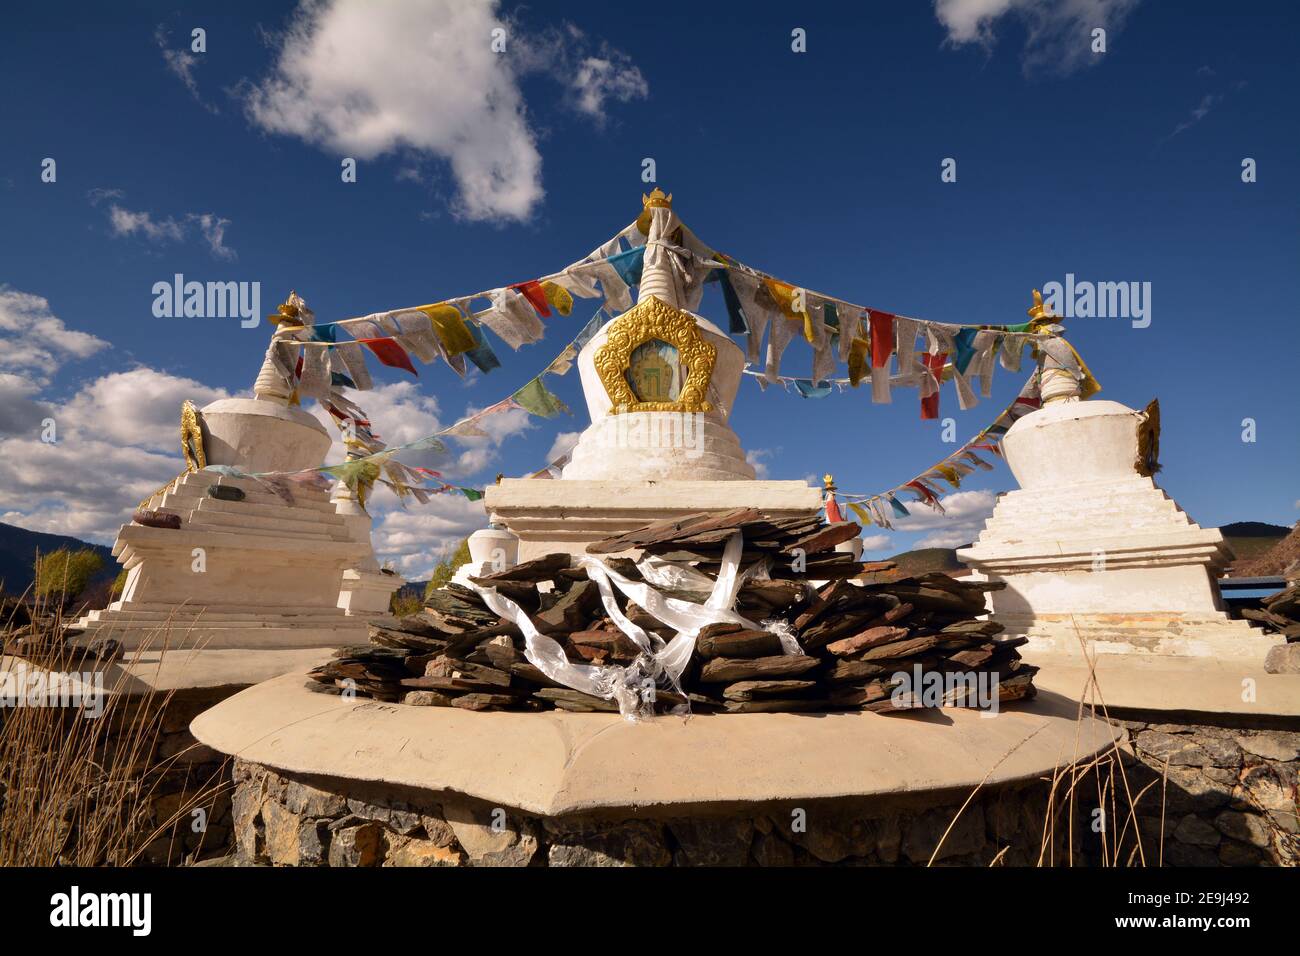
left=74, top=605, right=369, bottom=652
left=75, top=469, right=389, bottom=651
left=995, top=612, right=1280, bottom=661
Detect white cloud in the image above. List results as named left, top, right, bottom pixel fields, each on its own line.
left=108, top=206, right=186, bottom=244
left=934, top=0, right=1140, bottom=75
left=156, top=25, right=220, bottom=113
left=888, top=488, right=996, bottom=551
left=242, top=0, right=646, bottom=222
left=568, top=54, right=648, bottom=120
left=0, top=365, right=235, bottom=543
left=545, top=430, right=580, bottom=464
left=0, top=286, right=110, bottom=395
left=60, top=368, right=233, bottom=452
left=916, top=528, right=981, bottom=550
left=891, top=488, right=997, bottom=531
left=746, top=448, right=774, bottom=479
left=860, top=533, right=892, bottom=552
left=102, top=200, right=237, bottom=260
left=370, top=496, right=488, bottom=579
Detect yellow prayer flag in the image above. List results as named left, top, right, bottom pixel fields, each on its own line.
left=540, top=280, right=574, bottom=317
left=848, top=337, right=870, bottom=387
left=848, top=503, right=873, bottom=527
left=419, top=303, right=476, bottom=356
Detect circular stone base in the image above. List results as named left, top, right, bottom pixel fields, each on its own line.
left=193, top=670, right=1121, bottom=817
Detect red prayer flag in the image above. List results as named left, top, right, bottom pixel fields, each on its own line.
left=920, top=351, right=947, bottom=420
left=867, top=309, right=895, bottom=368
left=358, top=337, right=418, bottom=377
left=906, top=480, right=938, bottom=505
left=825, top=495, right=844, bottom=523
left=510, top=280, right=552, bottom=318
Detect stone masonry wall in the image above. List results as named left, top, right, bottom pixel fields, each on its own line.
left=1114, top=715, right=1299, bottom=867
left=230, top=758, right=1103, bottom=867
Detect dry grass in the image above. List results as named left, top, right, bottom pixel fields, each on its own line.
left=929, top=619, right=1169, bottom=868
left=0, top=587, right=230, bottom=866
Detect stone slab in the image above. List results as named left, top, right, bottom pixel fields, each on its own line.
left=191, top=669, right=1123, bottom=817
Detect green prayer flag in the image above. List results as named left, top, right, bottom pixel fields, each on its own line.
left=512, top=376, right=569, bottom=419
left=460, top=487, right=484, bottom=502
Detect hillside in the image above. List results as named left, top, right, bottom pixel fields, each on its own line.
left=0, top=521, right=116, bottom=595
left=887, top=546, right=965, bottom=575
left=1221, top=521, right=1291, bottom=571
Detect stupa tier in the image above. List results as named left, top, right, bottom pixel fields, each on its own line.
left=484, top=190, right=822, bottom=560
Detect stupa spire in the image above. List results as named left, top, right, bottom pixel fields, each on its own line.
left=636, top=188, right=683, bottom=308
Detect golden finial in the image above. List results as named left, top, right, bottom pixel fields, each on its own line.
left=269, top=290, right=306, bottom=327
left=637, top=187, right=673, bottom=235
left=1026, top=289, right=1058, bottom=324
left=823, top=473, right=836, bottom=493
left=642, top=187, right=672, bottom=209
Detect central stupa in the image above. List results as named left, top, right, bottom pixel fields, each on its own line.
left=483, top=191, right=823, bottom=561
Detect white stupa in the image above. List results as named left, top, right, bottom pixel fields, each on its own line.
left=959, top=345, right=1279, bottom=664
left=76, top=299, right=403, bottom=651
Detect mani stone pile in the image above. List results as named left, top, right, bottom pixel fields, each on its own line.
left=309, top=509, right=1038, bottom=715
left=1242, top=583, right=1300, bottom=642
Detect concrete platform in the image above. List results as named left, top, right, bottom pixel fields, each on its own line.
left=1028, top=651, right=1300, bottom=720
left=191, top=669, right=1124, bottom=816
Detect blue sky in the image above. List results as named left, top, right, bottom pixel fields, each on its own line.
left=1, top=0, right=1297, bottom=577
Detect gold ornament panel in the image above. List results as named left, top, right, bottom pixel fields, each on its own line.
left=593, top=295, right=715, bottom=414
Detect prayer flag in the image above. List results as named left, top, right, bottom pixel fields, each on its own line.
left=359, top=337, right=418, bottom=376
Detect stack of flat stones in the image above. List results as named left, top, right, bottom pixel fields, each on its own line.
left=308, top=509, right=1037, bottom=715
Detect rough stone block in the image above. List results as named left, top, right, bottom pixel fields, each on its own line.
left=444, top=802, right=539, bottom=866
left=328, top=822, right=384, bottom=867
left=544, top=819, right=670, bottom=867
left=903, top=806, right=985, bottom=864
left=1172, top=813, right=1220, bottom=847
left=668, top=818, right=754, bottom=866
left=383, top=834, right=463, bottom=867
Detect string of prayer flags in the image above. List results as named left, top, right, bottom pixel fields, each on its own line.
left=322, top=456, right=385, bottom=509
left=544, top=311, right=604, bottom=375
left=830, top=368, right=1045, bottom=527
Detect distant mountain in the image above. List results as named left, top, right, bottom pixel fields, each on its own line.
left=0, top=521, right=115, bottom=596
left=1220, top=522, right=1291, bottom=537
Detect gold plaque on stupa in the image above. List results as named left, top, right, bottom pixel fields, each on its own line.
left=593, top=295, right=715, bottom=414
